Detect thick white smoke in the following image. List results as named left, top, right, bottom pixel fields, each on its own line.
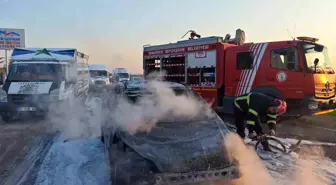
left=46, top=94, right=103, bottom=141
left=222, top=133, right=331, bottom=185
left=109, top=77, right=215, bottom=134
left=46, top=71, right=215, bottom=140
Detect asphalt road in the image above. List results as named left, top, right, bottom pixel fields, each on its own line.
left=0, top=120, right=54, bottom=185
left=1, top=101, right=336, bottom=185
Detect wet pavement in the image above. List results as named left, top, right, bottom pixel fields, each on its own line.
left=0, top=121, right=54, bottom=185
left=1, top=110, right=336, bottom=185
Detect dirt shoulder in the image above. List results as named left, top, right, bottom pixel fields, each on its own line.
left=0, top=121, right=54, bottom=185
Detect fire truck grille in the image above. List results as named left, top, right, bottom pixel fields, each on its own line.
left=315, top=83, right=336, bottom=99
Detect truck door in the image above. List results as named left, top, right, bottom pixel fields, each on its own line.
left=262, top=46, right=305, bottom=99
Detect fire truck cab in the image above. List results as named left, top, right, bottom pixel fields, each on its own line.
left=143, top=29, right=335, bottom=117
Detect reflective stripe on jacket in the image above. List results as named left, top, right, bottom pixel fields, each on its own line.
left=234, top=92, right=277, bottom=133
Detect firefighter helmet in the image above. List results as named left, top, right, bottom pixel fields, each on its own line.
left=273, top=99, right=287, bottom=116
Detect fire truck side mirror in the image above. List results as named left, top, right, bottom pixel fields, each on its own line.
left=314, top=45, right=323, bottom=52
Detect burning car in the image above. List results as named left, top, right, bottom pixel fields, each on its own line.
left=101, top=81, right=240, bottom=185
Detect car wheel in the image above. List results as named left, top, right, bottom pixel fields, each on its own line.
left=109, top=140, right=156, bottom=185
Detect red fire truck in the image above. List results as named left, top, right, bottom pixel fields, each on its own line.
left=142, top=29, right=336, bottom=117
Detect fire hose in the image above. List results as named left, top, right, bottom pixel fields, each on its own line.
left=252, top=135, right=302, bottom=160
left=224, top=122, right=303, bottom=160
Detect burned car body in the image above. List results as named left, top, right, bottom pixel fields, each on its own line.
left=102, top=81, right=239, bottom=185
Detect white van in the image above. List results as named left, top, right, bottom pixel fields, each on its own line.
left=0, top=47, right=89, bottom=121
left=88, top=64, right=110, bottom=87
left=111, top=68, right=130, bottom=83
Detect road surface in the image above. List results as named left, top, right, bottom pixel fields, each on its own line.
left=1, top=99, right=336, bottom=185
left=0, top=121, right=54, bottom=185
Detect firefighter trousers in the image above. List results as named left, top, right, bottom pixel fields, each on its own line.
left=233, top=106, right=254, bottom=139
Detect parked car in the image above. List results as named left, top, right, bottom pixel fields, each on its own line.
left=101, top=81, right=240, bottom=185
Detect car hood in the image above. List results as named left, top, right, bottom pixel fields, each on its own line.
left=126, top=83, right=144, bottom=89
left=117, top=116, right=232, bottom=173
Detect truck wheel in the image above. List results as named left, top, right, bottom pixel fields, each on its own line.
left=1, top=113, right=11, bottom=122
left=109, top=140, right=156, bottom=185
left=100, top=127, right=105, bottom=143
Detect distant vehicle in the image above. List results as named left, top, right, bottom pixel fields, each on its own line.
left=0, top=47, right=89, bottom=122
left=101, top=81, right=239, bottom=185
left=88, top=64, right=110, bottom=88
left=130, top=76, right=143, bottom=81
left=123, top=77, right=146, bottom=97
left=111, top=68, right=130, bottom=83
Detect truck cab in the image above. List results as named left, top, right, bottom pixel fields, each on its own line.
left=0, top=48, right=89, bottom=122
left=88, top=64, right=110, bottom=88
left=224, top=37, right=335, bottom=116
left=111, top=68, right=130, bottom=83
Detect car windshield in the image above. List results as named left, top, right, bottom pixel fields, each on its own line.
left=7, top=63, right=66, bottom=82
left=118, top=73, right=129, bottom=78
left=90, top=70, right=107, bottom=77
left=303, top=43, right=333, bottom=73
left=130, top=77, right=143, bottom=83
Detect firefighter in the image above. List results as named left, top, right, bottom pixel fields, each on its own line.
left=233, top=92, right=287, bottom=141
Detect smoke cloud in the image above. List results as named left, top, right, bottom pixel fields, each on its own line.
left=223, top=133, right=276, bottom=185
left=222, top=133, right=332, bottom=185
left=46, top=72, right=214, bottom=140
left=108, top=73, right=215, bottom=134
left=46, top=95, right=103, bottom=141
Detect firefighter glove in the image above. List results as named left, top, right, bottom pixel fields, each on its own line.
left=269, top=129, right=276, bottom=136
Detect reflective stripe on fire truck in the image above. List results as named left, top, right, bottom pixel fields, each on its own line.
left=235, top=43, right=269, bottom=96
left=236, top=44, right=258, bottom=96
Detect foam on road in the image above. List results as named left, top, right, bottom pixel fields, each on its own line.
left=34, top=138, right=110, bottom=185
left=258, top=139, right=336, bottom=185
left=31, top=136, right=336, bottom=185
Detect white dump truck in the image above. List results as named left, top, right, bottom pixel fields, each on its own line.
left=0, top=47, right=90, bottom=122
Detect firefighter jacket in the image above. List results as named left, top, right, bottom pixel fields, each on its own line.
left=234, top=92, right=277, bottom=135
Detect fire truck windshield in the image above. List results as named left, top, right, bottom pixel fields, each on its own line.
left=303, top=43, right=332, bottom=72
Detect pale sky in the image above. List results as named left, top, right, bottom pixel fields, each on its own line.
left=0, top=0, right=335, bottom=73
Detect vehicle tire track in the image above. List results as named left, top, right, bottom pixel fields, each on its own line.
left=3, top=135, right=54, bottom=185
left=34, top=138, right=110, bottom=185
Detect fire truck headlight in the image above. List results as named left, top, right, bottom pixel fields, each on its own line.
left=0, top=89, right=7, bottom=102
